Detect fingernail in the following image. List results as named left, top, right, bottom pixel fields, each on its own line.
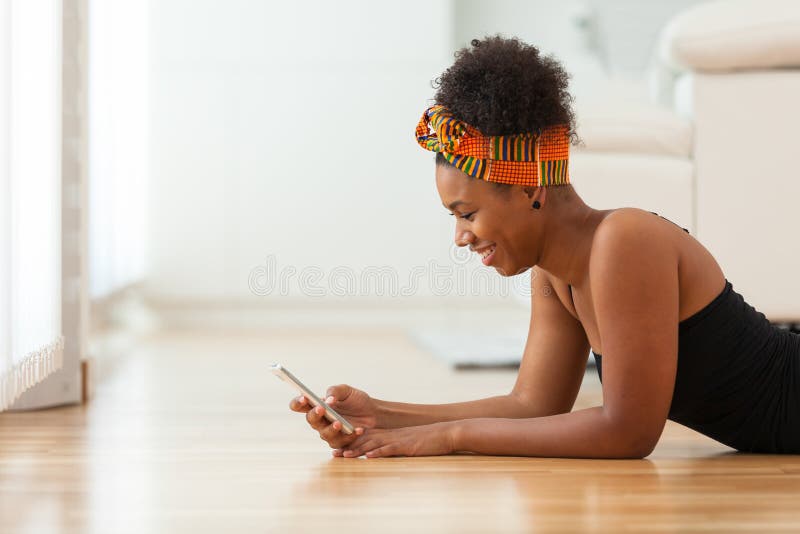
left=325, top=396, right=334, bottom=404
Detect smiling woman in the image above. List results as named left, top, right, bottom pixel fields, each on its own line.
left=288, top=35, right=800, bottom=458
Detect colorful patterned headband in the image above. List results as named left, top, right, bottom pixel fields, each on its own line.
left=415, top=104, right=570, bottom=186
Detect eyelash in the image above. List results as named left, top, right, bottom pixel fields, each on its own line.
left=450, top=212, right=476, bottom=221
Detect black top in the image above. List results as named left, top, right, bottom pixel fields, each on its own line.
left=572, top=213, right=800, bottom=453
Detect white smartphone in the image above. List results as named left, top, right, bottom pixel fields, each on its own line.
left=270, top=363, right=355, bottom=435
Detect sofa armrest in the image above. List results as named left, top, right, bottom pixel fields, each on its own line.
left=658, top=0, right=800, bottom=72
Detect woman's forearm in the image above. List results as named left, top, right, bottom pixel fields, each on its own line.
left=451, top=407, right=658, bottom=459
left=374, top=393, right=551, bottom=429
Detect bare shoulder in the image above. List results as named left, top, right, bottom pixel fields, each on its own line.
left=593, top=208, right=726, bottom=323
left=593, top=208, right=680, bottom=262
left=596, top=207, right=675, bottom=238
left=590, top=208, right=680, bottom=297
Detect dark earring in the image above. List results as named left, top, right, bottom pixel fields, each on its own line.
left=532, top=201, right=541, bottom=210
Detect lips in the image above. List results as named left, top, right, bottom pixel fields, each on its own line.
left=473, top=245, right=496, bottom=266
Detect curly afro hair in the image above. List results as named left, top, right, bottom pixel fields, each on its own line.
left=432, top=36, right=577, bottom=195
left=433, top=35, right=576, bottom=139
left=433, top=35, right=575, bottom=135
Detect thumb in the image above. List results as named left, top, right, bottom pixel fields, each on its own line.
left=326, top=384, right=353, bottom=403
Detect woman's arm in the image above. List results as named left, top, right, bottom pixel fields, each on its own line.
left=372, top=266, right=591, bottom=428
left=342, top=212, right=680, bottom=459
left=373, top=394, right=538, bottom=428
left=453, top=407, right=656, bottom=459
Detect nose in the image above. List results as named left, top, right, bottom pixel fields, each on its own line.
left=454, top=228, right=475, bottom=248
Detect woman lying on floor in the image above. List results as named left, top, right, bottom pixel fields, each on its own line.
left=290, top=36, right=800, bottom=457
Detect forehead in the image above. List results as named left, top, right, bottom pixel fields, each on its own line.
left=435, top=164, right=481, bottom=205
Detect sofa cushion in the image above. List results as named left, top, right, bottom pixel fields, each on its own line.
left=574, top=102, right=693, bottom=159
left=659, top=0, right=800, bottom=72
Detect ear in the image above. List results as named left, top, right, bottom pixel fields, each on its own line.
left=524, top=186, right=547, bottom=209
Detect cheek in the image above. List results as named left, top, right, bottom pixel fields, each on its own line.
left=497, top=230, right=524, bottom=264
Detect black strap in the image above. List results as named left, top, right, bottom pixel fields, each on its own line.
left=649, top=211, right=690, bottom=234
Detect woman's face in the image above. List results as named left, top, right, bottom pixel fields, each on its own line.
left=435, top=164, right=541, bottom=276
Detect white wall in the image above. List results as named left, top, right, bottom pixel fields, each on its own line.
left=454, top=0, right=600, bottom=68
left=146, top=0, right=495, bottom=302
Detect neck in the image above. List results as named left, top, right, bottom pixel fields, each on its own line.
left=534, top=195, right=606, bottom=287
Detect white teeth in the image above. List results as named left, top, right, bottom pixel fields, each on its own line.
left=480, top=246, right=496, bottom=259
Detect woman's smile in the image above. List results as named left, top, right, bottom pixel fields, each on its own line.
left=472, top=244, right=497, bottom=265
left=481, top=246, right=496, bottom=266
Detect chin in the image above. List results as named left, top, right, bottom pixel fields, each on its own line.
left=496, top=263, right=530, bottom=277
left=494, top=264, right=513, bottom=277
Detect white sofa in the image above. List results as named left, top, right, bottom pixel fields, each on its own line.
left=660, top=0, right=800, bottom=321
left=561, top=0, right=800, bottom=322
left=571, top=97, right=695, bottom=235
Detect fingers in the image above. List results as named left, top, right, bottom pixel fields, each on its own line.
left=342, top=444, right=369, bottom=458
left=341, top=431, right=381, bottom=458
left=305, top=405, right=328, bottom=431
left=289, top=395, right=311, bottom=413
left=319, top=421, right=361, bottom=449
left=338, top=429, right=402, bottom=459
left=307, top=405, right=365, bottom=447
left=319, top=420, right=345, bottom=442
left=365, top=445, right=397, bottom=458
left=325, top=384, right=352, bottom=404
left=342, top=440, right=377, bottom=458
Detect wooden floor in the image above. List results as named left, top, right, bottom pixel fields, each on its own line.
left=2, top=326, right=800, bottom=533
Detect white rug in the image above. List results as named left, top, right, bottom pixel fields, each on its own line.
left=410, top=329, right=600, bottom=370
left=409, top=329, right=526, bottom=369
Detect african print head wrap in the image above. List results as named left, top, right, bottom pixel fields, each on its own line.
left=415, top=104, right=570, bottom=187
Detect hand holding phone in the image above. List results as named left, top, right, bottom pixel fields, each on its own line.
left=270, top=364, right=355, bottom=435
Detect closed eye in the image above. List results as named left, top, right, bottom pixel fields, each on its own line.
left=449, top=212, right=476, bottom=221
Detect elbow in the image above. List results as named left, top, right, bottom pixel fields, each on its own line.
left=605, top=419, right=661, bottom=459
left=614, top=431, right=659, bottom=459
left=602, top=409, right=664, bottom=459
left=619, top=440, right=656, bottom=459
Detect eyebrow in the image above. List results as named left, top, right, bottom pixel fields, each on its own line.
left=444, top=200, right=467, bottom=211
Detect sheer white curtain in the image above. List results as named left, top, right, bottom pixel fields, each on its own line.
left=0, top=0, right=64, bottom=411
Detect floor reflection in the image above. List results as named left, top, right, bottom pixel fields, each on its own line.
left=284, top=455, right=662, bottom=532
